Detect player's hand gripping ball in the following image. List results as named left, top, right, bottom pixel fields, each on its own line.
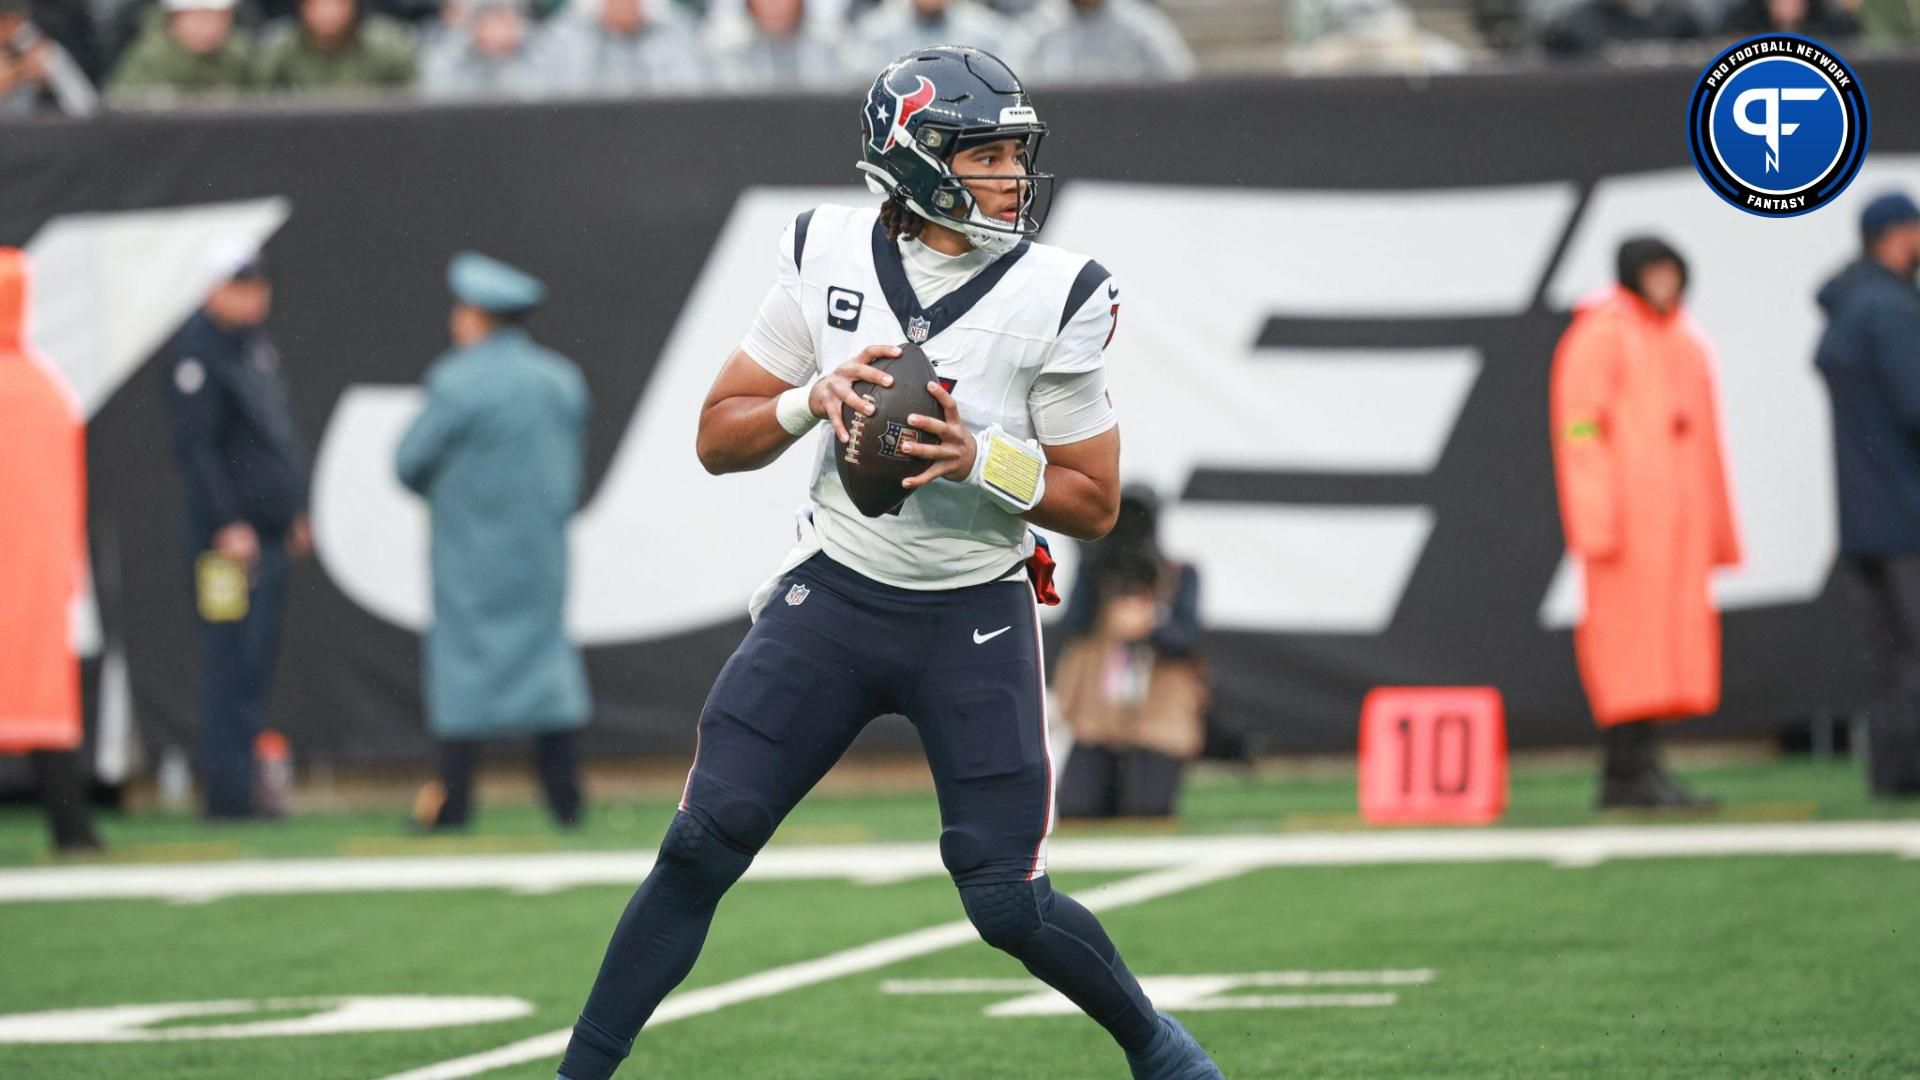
left=832, top=343, right=943, bottom=517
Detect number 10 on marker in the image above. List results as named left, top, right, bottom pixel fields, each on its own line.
left=1358, top=687, right=1507, bottom=826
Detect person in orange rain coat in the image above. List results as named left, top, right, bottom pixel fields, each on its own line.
left=1551, top=236, right=1742, bottom=811
left=0, top=248, right=102, bottom=854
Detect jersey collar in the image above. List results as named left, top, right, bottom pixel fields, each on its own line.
left=870, top=216, right=1030, bottom=344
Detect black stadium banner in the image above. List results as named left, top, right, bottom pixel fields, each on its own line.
left=3, top=61, right=1918, bottom=767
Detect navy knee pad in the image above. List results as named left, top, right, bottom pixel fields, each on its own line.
left=958, top=879, right=1044, bottom=952
left=704, top=797, right=777, bottom=853
left=655, top=812, right=755, bottom=899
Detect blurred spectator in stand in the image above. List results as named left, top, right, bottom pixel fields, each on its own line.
left=397, top=253, right=591, bottom=832
left=1813, top=191, right=1920, bottom=799
left=1022, top=0, right=1193, bottom=84
left=0, top=0, right=101, bottom=115
left=1719, top=0, right=1858, bottom=38
left=96, top=1, right=170, bottom=72
left=1539, top=0, right=1703, bottom=57
left=160, top=240, right=311, bottom=820
left=1053, top=487, right=1208, bottom=820
left=1287, top=0, right=1472, bottom=72
left=108, top=0, right=253, bottom=102
left=253, top=0, right=418, bottom=92
left=251, top=0, right=448, bottom=21
left=419, top=0, right=551, bottom=100
left=710, top=0, right=842, bottom=91
left=9, top=0, right=109, bottom=82
left=544, top=0, right=709, bottom=97
left=1857, top=0, right=1918, bottom=42
left=0, top=250, right=103, bottom=857
left=1551, top=237, right=1740, bottom=811
left=842, top=0, right=1022, bottom=82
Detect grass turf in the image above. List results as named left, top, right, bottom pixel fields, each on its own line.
left=1, top=853, right=1915, bottom=1079
left=2, top=758, right=1917, bottom=1077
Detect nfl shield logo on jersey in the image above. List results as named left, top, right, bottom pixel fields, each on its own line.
left=907, top=315, right=931, bottom=344
left=784, top=583, right=810, bottom=606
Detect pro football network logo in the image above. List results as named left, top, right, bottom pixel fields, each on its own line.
left=1687, top=35, right=1869, bottom=218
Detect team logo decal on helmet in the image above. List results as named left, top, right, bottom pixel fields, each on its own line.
left=856, top=45, right=1054, bottom=257
left=876, top=76, right=937, bottom=153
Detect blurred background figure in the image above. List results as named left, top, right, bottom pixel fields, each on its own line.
left=419, top=0, right=552, bottom=100
left=1053, top=487, right=1208, bottom=820
left=397, top=252, right=592, bottom=831
left=161, top=241, right=312, bottom=821
left=543, top=0, right=709, bottom=97
left=1551, top=237, right=1741, bottom=811
left=1718, top=0, right=1859, bottom=38
left=1858, top=0, right=1919, bottom=42
left=1285, top=0, right=1471, bottom=73
left=841, top=0, right=1021, bottom=84
left=246, top=0, right=450, bottom=21
left=0, top=0, right=100, bottom=115
left=710, top=0, right=844, bottom=92
left=252, top=0, right=419, bottom=93
left=1022, top=0, right=1194, bottom=84
left=0, top=250, right=103, bottom=856
left=1814, top=191, right=1920, bottom=799
left=1538, top=0, right=1703, bottom=58
left=107, top=0, right=254, bottom=103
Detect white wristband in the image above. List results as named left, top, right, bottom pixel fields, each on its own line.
left=775, top=383, right=821, bottom=437
left=967, top=424, right=1048, bottom=513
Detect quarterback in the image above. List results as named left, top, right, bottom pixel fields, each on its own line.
left=557, top=46, right=1223, bottom=1080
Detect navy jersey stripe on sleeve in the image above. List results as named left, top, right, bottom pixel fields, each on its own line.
left=1059, top=259, right=1110, bottom=333
left=793, top=209, right=816, bottom=271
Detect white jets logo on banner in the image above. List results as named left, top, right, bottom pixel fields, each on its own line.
left=36, top=166, right=1920, bottom=645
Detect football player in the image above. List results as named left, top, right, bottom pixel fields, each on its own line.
left=557, top=46, right=1224, bottom=1080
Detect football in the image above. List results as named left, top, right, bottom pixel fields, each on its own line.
left=835, top=342, right=941, bottom=517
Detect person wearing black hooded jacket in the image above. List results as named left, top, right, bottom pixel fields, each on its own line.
left=1814, top=190, right=1920, bottom=798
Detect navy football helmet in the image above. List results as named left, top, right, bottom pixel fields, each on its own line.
left=857, top=46, right=1053, bottom=256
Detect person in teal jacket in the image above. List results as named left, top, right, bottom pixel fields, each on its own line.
left=396, top=251, right=592, bottom=830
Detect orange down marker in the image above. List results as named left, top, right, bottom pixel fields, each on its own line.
left=1358, top=687, right=1508, bottom=826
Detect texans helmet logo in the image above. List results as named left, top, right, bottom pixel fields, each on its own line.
left=878, top=76, right=937, bottom=153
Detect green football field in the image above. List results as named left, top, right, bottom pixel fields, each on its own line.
left=2, top=759, right=1917, bottom=1079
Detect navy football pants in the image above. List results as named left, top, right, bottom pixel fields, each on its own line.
left=560, top=554, right=1158, bottom=1078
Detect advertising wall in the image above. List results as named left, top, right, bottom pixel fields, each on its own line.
left=4, top=62, right=1916, bottom=762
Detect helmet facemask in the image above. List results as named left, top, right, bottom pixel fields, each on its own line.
left=924, top=129, right=1052, bottom=256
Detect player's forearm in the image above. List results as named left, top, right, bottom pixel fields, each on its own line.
left=1022, top=465, right=1119, bottom=541
left=695, top=396, right=797, bottom=475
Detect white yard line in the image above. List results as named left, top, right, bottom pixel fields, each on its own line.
left=371, top=861, right=1254, bottom=1080
left=879, top=969, right=1437, bottom=996
left=3, top=821, right=1918, bottom=904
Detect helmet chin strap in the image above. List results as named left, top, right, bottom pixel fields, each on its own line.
left=856, top=162, right=1026, bottom=256
left=955, top=207, right=1024, bottom=257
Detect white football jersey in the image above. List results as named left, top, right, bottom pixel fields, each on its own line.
left=744, top=204, right=1120, bottom=591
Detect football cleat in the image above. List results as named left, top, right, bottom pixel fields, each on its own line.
left=1127, top=1012, right=1226, bottom=1080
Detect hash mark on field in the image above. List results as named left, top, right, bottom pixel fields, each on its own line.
left=371, top=862, right=1254, bottom=1080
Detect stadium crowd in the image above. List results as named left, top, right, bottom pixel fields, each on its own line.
left=1, top=0, right=1194, bottom=113
left=7, top=0, right=1919, bottom=118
